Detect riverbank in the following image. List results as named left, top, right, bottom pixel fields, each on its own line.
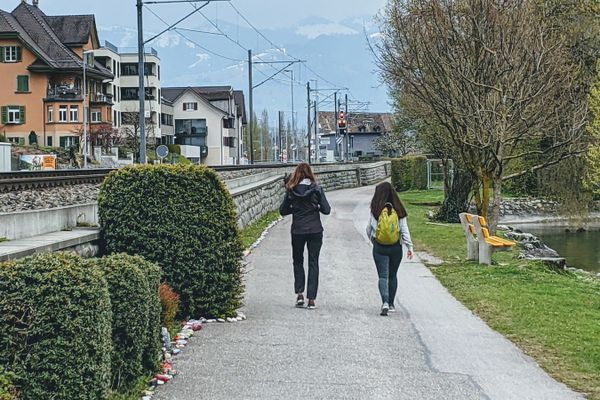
left=400, top=190, right=600, bottom=400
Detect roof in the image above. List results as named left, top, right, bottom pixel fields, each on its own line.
left=44, top=15, right=98, bottom=46
left=0, top=3, right=111, bottom=78
left=162, top=86, right=247, bottom=124
left=318, top=111, right=392, bottom=134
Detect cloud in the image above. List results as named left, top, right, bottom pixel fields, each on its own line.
left=296, top=23, right=358, bottom=39
left=188, top=53, right=210, bottom=68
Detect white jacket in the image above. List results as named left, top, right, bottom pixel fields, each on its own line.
left=366, top=213, right=414, bottom=252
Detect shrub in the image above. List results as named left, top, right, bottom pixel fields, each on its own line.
left=95, top=254, right=151, bottom=391
left=99, top=164, right=244, bottom=319
left=167, top=144, right=181, bottom=155
left=391, top=156, right=428, bottom=191
left=137, top=257, right=162, bottom=373
left=0, top=368, right=16, bottom=400
left=0, top=253, right=112, bottom=400
left=159, top=283, right=180, bottom=337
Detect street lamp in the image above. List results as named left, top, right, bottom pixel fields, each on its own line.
left=82, top=50, right=94, bottom=169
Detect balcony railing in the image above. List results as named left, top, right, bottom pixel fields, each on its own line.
left=91, top=93, right=114, bottom=104
left=46, top=86, right=82, bottom=100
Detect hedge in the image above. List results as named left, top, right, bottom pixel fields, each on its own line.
left=96, top=254, right=153, bottom=391
left=0, top=253, right=112, bottom=400
left=0, top=368, right=16, bottom=400
left=99, top=164, right=244, bottom=318
left=391, top=156, right=428, bottom=191
left=137, top=256, right=162, bottom=373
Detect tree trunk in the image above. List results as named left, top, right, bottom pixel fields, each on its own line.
left=435, top=169, right=475, bottom=223
left=489, top=176, right=503, bottom=234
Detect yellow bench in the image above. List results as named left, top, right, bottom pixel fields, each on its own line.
left=459, top=213, right=515, bottom=264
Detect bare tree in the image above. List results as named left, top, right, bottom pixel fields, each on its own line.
left=120, top=109, right=157, bottom=162
left=373, top=116, right=416, bottom=157
left=376, top=0, right=591, bottom=230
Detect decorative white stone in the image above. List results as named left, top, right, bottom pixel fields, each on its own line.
left=217, top=318, right=226, bottom=323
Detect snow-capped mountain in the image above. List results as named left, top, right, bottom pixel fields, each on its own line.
left=97, top=16, right=388, bottom=126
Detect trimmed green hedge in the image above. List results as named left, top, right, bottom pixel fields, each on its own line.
left=0, top=253, right=112, bottom=400
left=96, top=254, right=152, bottom=391
left=391, top=156, right=428, bottom=191
left=138, top=256, right=162, bottom=373
left=99, top=164, right=244, bottom=318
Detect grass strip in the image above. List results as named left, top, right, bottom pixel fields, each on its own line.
left=399, top=190, right=600, bottom=399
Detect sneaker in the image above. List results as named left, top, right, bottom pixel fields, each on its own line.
left=380, top=302, right=389, bottom=316
left=389, top=305, right=396, bottom=313
left=296, top=294, right=305, bottom=308
left=307, top=300, right=316, bottom=309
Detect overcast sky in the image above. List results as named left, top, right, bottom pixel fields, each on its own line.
left=5, top=0, right=387, bottom=30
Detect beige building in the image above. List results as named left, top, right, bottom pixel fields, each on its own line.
left=0, top=1, right=113, bottom=148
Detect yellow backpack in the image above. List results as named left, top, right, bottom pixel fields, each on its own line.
left=375, top=204, right=400, bottom=245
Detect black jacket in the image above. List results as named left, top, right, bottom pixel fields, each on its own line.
left=279, top=181, right=331, bottom=234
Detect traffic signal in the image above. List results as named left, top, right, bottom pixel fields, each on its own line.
left=337, top=111, right=346, bottom=130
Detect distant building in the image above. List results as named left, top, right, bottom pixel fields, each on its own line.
left=0, top=1, right=113, bottom=148
left=161, top=86, right=246, bottom=165
left=94, top=41, right=164, bottom=145
left=317, top=111, right=392, bottom=160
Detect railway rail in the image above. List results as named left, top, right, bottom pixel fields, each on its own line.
left=0, top=162, right=376, bottom=193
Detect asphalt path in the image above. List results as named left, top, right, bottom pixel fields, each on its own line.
left=155, top=184, right=582, bottom=400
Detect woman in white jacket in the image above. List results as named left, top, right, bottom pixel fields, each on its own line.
left=366, top=182, right=413, bottom=316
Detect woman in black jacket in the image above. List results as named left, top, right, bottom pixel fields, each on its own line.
left=279, top=163, right=331, bottom=309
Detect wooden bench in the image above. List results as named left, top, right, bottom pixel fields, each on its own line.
left=459, top=213, right=515, bottom=265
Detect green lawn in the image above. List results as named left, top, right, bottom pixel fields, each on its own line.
left=240, top=211, right=281, bottom=249
left=400, top=190, right=600, bottom=400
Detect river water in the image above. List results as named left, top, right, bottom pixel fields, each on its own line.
left=512, top=224, right=599, bottom=273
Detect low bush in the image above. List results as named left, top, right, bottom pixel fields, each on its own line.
left=95, top=254, right=152, bottom=391
left=0, top=368, right=16, bottom=400
left=167, top=144, right=181, bottom=155
left=159, top=283, right=181, bottom=337
left=99, top=164, right=244, bottom=318
left=0, top=253, right=112, bottom=400
left=391, top=156, right=428, bottom=191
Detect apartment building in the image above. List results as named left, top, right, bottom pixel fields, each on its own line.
left=161, top=86, right=246, bottom=165
left=0, top=1, right=113, bottom=148
left=94, top=41, right=166, bottom=145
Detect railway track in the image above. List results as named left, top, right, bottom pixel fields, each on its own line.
left=0, top=162, right=371, bottom=193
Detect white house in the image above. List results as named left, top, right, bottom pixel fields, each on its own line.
left=161, top=86, right=246, bottom=165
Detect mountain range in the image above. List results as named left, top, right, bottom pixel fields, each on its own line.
left=97, top=15, right=390, bottom=128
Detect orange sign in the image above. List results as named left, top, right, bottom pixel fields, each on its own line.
left=42, top=155, right=56, bottom=170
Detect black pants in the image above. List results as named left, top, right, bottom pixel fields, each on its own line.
left=292, top=232, right=323, bottom=300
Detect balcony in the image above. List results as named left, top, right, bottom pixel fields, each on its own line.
left=91, top=93, right=114, bottom=104
left=46, top=86, right=82, bottom=101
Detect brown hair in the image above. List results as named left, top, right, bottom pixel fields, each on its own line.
left=286, top=163, right=317, bottom=190
left=370, top=181, right=408, bottom=219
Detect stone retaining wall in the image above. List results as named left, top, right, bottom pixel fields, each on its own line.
left=500, top=198, right=600, bottom=217
left=0, top=162, right=391, bottom=238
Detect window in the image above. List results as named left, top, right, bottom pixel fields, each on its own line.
left=91, top=110, right=101, bottom=123
left=59, top=136, right=79, bottom=149
left=1, top=106, right=25, bottom=124
left=223, top=137, right=236, bottom=148
left=183, top=102, right=198, bottom=111
left=8, top=137, right=24, bottom=145
left=16, top=75, right=29, bottom=92
left=69, top=106, right=79, bottom=122
left=223, top=117, right=235, bottom=129
left=121, top=88, right=138, bottom=100
left=161, top=113, right=173, bottom=126
left=120, top=62, right=154, bottom=76
left=47, top=106, right=53, bottom=122
left=47, top=136, right=53, bottom=147
left=1, top=46, right=21, bottom=63
left=59, top=106, right=68, bottom=122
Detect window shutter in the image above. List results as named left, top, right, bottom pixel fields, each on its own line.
left=0, top=47, right=4, bottom=63
left=17, top=76, right=28, bottom=92
left=20, top=106, right=25, bottom=124
left=183, top=103, right=187, bottom=111
left=16, top=47, right=22, bottom=62
left=1, top=107, right=7, bottom=124
left=194, top=103, right=198, bottom=111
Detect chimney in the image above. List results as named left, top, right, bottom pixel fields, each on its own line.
left=33, top=0, right=39, bottom=7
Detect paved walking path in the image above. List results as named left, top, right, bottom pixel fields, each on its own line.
left=155, top=185, right=582, bottom=400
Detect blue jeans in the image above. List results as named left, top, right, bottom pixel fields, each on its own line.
left=372, top=241, right=403, bottom=305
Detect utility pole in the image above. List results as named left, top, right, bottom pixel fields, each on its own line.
left=313, top=100, right=317, bottom=163
left=334, top=91, right=338, bottom=161
left=248, top=49, right=254, bottom=164
left=345, top=93, right=349, bottom=161
left=136, top=0, right=146, bottom=164
left=306, top=81, right=311, bottom=164
left=278, top=111, right=283, bottom=162
left=290, top=69, right=294, bottom=162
